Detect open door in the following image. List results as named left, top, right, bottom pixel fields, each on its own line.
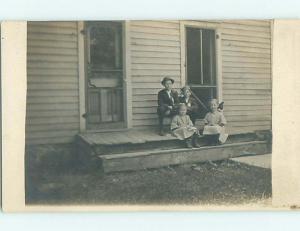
left=85, top=21, right=125, bottom=130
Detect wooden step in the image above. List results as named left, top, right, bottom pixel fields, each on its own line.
left=76, top=129, right=264, bottom=156
left=99, top=140, right=271, bottom=173
left=76, top=132, right=183, bottom=156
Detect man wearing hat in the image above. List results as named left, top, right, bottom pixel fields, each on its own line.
left=157, top=76, right=179, bottom=136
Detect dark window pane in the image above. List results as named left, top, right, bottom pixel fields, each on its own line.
left=202, top=29, right=216, bottom=85
left=186, top=27, right=216, bottom=86
left=88, top=22, right=123, bottom=70
left=186, top=27, right=202, bottom=85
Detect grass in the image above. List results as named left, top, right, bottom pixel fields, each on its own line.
left=25, top=144, right=271, bottom=205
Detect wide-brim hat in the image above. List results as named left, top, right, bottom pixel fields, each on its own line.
left=161, top=76, right=175, bottom=85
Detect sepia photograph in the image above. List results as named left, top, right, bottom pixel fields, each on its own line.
left=20, top=20, right=274, bottom=206
left=2, top=4, right=300, bottom=231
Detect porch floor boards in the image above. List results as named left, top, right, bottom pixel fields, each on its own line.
left=78, top=129, right=176, bottom=146
left=76, top=129, right=271, bottom=173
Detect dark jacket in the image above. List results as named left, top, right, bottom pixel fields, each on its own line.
left=157, top=89, right=179, bottom=108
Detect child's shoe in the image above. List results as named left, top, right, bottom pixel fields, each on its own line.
left=192, top=135, right=201, bottom=148
left=185, top=137, right=193, bottom=148
left=159, top=129, right=166, bottom=136
left=193, top=142, right=201, bottom=148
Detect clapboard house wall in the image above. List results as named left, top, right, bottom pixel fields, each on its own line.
left=26, top=22, right=80, bottom=144
left=220, top=20, right=272, bottom=134
left=130, top=20, right=272, bottom=135
left=25, top=20, right=272, bottom=144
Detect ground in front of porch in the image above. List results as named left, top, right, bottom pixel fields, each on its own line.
left=25, top=144, right=271, bottom=205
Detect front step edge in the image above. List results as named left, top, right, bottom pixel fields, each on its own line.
left=99, top=141, right=270, bottom=173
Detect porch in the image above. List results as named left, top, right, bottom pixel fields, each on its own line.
left=76, top=129, right=271, bottom=173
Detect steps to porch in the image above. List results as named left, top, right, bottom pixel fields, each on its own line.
left=76, top=129, right=271, bottom=173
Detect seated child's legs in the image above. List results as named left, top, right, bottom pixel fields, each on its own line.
left=157, top=105, right=169, bottom=116
left=157, top=106, right=177, bottom=135
left=205, top=134, right=219, bottom=146
left=184, top=133, right=201, bottom=148
left=187, top=111, right=197, bottom=124
left=184, top=136, right=193, bottom=148
left=192, top=133, right=201, bottom=148
left=157, top=106, right=168, bottom=134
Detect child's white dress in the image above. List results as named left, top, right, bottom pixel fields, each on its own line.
left=171, top=114, right=197, bottom=140
left=203, top=111, right=228, bottom=144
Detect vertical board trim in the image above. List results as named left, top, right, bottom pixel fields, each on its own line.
left=216, top=29, right=223, bottom=102
left=270, top=19, right=274, bottom=132
left=124, top=21, right=133, bottom=128
left=180, top=21, right=186, bottom=86
left=78, top=21, right=86, bottom=132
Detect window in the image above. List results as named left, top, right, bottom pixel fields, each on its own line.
left=186, top=27, right=217, bottom=117
left=87, top=21, right=123, bottom=77
left=88, top=22, right=123, bottom=71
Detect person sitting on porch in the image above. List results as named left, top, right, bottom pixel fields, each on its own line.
left=157, top=76, right=180, bottom=136
left=203, top=99, right=228, bottom=145
left=171, top=103, right=201, bottom=148
left=179, top=85, right=200, bottom=124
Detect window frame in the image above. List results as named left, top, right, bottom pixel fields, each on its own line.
left=180, top=21, right=223, bottom=104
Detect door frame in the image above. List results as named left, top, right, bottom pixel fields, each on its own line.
left=179, top=21, right=223, bottom=103
left=78, top=21, right=132, bottom=132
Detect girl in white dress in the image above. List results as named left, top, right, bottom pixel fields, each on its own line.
left=171, top=104, right=200, bottom=148
left=203, top=99, right=228, bottom=145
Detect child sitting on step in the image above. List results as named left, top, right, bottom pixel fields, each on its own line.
left=179, top=85, right=200, bottom=124
left=171, top=103, right=200, bottom=148
left=157, top=76, right=180, bottom=136
left=203, top=99, right=228, bottom=145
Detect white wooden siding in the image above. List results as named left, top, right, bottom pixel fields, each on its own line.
left=26, top=20, right=272, bottom=144
left=131, top=20, right=272, bottom=135
left=26, top=22, right=79, bottom=144
left=220, top=20, right=272, bottom=134
left=130, top=20, right=182, bottom=128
